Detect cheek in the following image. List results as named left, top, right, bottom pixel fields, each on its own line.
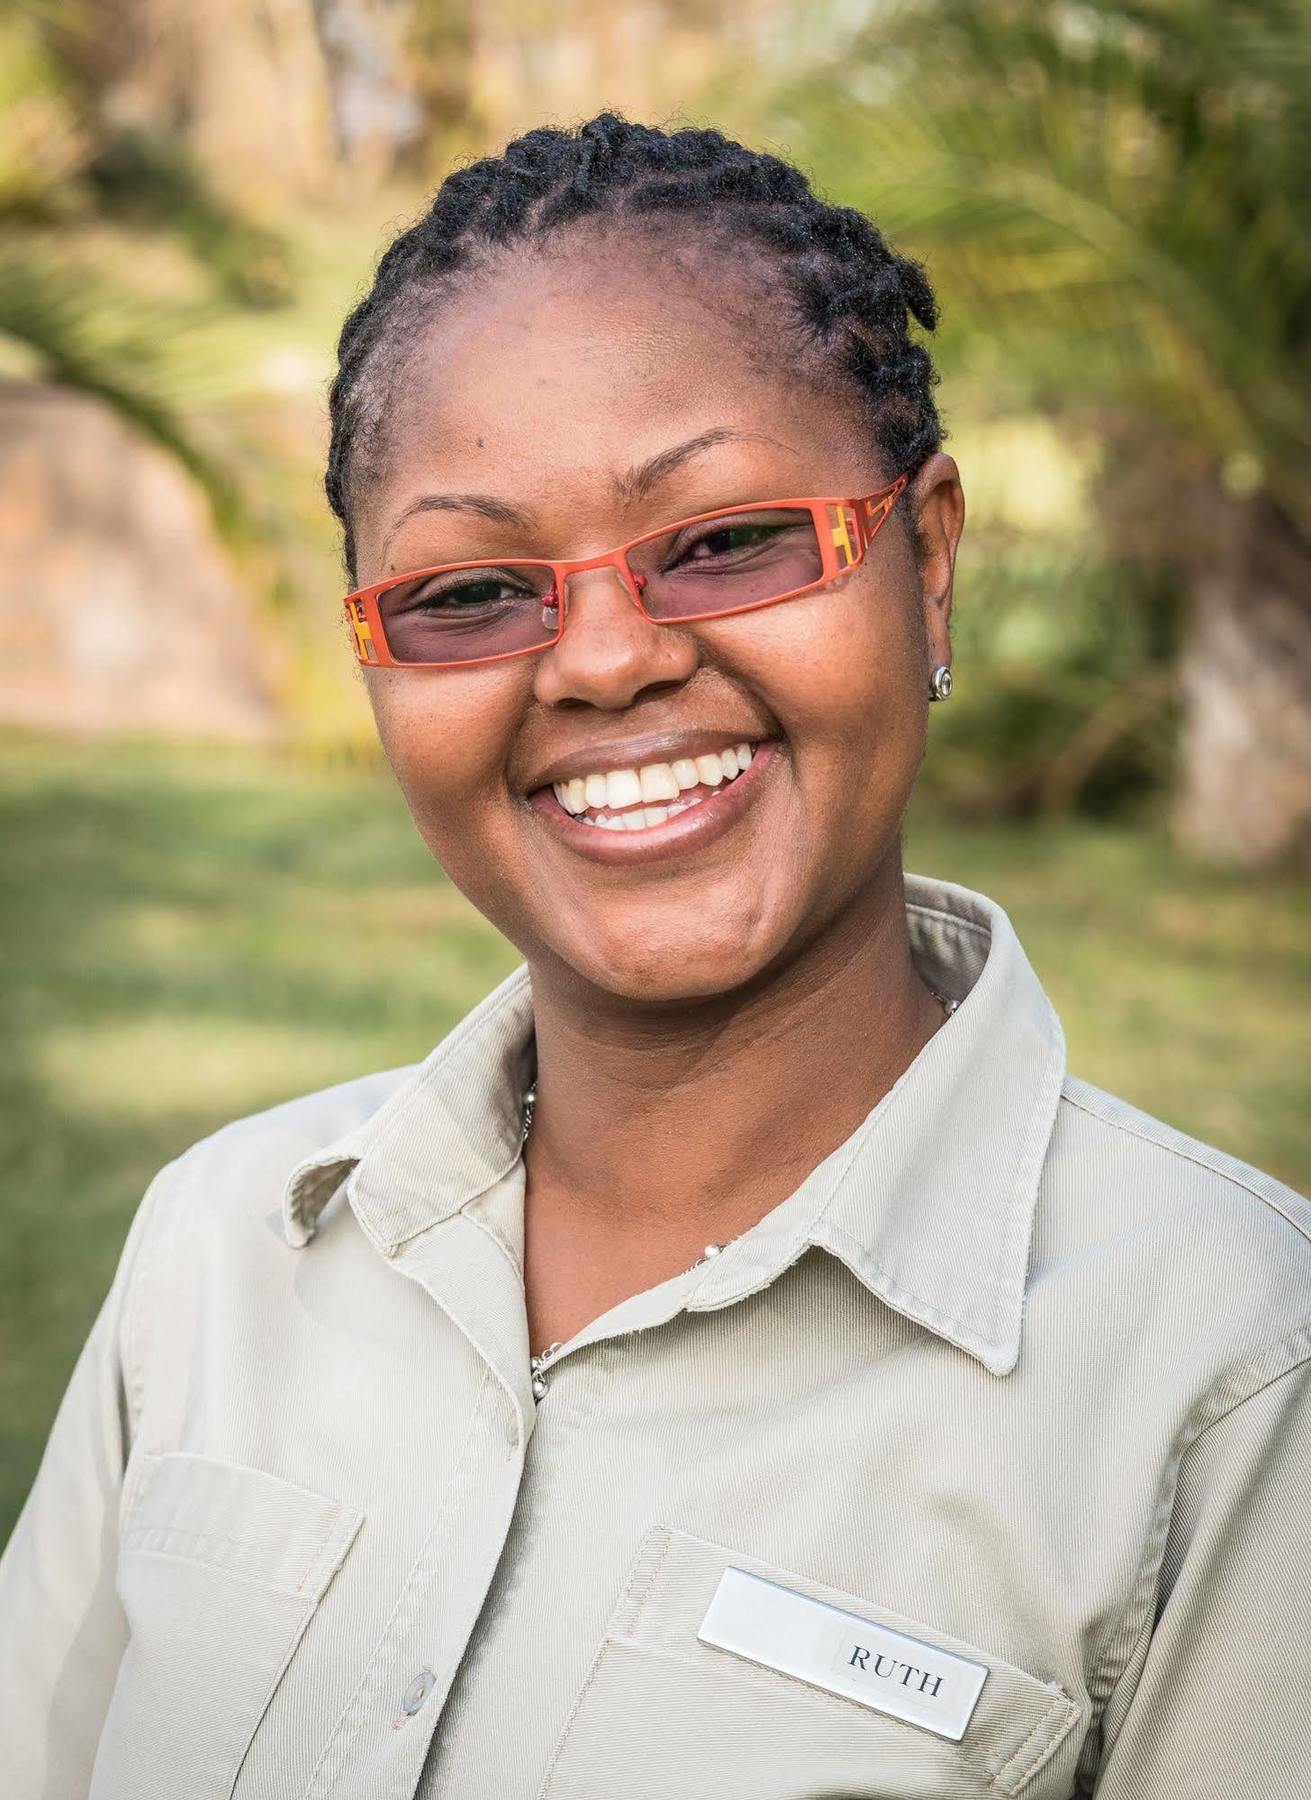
left=364, top=669, right=520, bottom=861
left=732, top=573, right=927, bottom=798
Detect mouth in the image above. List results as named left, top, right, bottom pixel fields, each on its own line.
left=526, top=738, right=779, bottom=862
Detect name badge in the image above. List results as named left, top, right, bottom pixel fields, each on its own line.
left=697, top=1567, right=989, bottom=1742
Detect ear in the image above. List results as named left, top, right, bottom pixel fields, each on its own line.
left=907, top=452, right=965, bottom=675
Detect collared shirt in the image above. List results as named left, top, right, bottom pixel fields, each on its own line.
left=2, top=873, right=1310, bottom=1800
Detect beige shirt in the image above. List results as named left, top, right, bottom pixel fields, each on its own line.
left=3, top=873, right=1310, bottom=1800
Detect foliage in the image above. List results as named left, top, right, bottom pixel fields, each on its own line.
left=768, top=0, right=1311, bottom=519
left=919, top=531, right=1182, bottom=819
left=81, top=126, right=298, bottom=309
left=0, top=0, right=296, bottom=540
left=4, top=0, right=1308, bottom=807
left=0, top=243, right=245, bottom=531
left=749, top=0, right=1311, bottom=821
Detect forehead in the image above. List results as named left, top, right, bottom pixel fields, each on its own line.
left=354, top=237, right=871, bottom=567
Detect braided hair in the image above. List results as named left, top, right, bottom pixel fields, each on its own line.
left=326, top=113, right=944, bottom=582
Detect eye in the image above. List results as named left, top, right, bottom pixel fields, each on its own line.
left=384, top=567, right=549, bottom=617
left=665, top=515, right=808, bottom=573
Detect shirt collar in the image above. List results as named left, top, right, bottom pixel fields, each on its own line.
left=283, top=874, right=1065, bottom=1377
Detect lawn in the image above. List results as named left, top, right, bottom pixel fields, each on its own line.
left=2, top=731, right=1308, bottom=1539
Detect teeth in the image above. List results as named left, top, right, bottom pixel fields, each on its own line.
left=549, top=741, right=761, bottom=830
left=553, top=778, right=589, bottom=814
left=639, top=762, right=680, bottom=802
left=580, top=797, right=701, bottom=830
left=606, top=768, right=643, bottom=809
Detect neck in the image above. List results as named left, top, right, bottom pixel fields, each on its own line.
left=522, top=858, right=944, bottom=1245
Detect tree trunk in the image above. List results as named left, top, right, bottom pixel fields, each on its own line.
left=1175, top=490, right=1311, bottom=868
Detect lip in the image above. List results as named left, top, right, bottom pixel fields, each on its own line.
left=526, top=737, right=781, bottom=865
left=525, top=728, right=773, bottom=793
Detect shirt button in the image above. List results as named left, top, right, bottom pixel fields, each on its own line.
left=401, top=1669, right=436, bottom=1716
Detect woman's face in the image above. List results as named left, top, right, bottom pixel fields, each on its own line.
left=350, top=241, right=964, bottom=1005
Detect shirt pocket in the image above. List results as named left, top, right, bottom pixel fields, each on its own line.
left=90, top=1450, right=363, bottom=1800
left=540, top=1525, right=1083, bottom=1800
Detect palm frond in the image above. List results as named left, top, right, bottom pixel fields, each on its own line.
left=764, top=0, right=1311, bottom=525
left=0, top=241, right=241, bottom=536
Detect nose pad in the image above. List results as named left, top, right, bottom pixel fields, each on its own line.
left=533, top=561, right=697, bottom=706
left=560, top=562, right=649, bottom=626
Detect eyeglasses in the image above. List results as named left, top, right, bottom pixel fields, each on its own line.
left=342, top=473, right=909, bottom=669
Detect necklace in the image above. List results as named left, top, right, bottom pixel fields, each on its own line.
left=520, top=986, right=954, bottom=1398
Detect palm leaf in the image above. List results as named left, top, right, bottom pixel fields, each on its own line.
left=0, top=239, right=241, bottom=536
left=764, top=0, right=1311, bottom=527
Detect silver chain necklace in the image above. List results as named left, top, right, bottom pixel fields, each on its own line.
left=520, top=986, right=956, bottom=1398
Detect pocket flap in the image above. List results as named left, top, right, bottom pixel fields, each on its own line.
left=609, top=1526, right=1082, bottom=1797
left=122, top=1452, right=363, bottom=1601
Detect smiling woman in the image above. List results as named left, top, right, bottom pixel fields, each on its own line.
left=3, top=114, right=1310, bottom=1800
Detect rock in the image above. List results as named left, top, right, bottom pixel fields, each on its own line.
left=0, top=379, right=281, bottom=742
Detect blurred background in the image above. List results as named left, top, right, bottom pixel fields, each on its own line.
left=2, top=0, right=1309, bottom=1535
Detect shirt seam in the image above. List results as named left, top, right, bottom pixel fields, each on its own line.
left=821, top=1217, right=978, bottom=1346
left=1060, top=1083, right=1311, bottom=1247
left=463, top=1195, right=524, bottom=1277
left=538, top=1637, right=618, bottom=1797
left=121, top=1148, right=193, bottom=1463
left=1076, top=1330, right=1311, bottom=1793
left=905, top=899, right=992, bottom=942
left=116, top=1539, right=321, bottom=1602
left=993, top=1683, right=1081, bottom=1795
left=303, top=1362, right=494, bottom=1800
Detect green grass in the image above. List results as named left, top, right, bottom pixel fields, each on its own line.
left=3, top=732, right=1308, bottom=1539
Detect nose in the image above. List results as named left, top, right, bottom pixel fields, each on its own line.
left=531, top=564, right=698, bottom=711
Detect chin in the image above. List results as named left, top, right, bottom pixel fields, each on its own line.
left=557, top=916, right=785, bottom=1008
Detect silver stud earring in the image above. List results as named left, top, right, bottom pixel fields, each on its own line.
left=929, top=664, right=954, bottom=702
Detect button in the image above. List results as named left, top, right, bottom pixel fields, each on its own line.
left=401, top=1668, right=436, bottom=1716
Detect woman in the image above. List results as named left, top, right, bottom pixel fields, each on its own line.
left=2, top=114, right=1308, bottom=1800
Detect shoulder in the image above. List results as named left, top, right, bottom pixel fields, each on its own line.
left=131, top=963, right=534, bottom=1259
left=1053, top=1072, right=1310, bottom=1250
left=1034, top=1072, right=1311, bottom=1393
left=187, top=1061, right=418, bottom=1179
left=137, top=1062, right=421, bottom=1248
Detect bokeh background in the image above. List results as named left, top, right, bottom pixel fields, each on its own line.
left=2, top=0, right=1309, bottom=1537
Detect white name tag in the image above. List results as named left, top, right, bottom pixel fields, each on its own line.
left=697, top=1567, right=989, bottom=1742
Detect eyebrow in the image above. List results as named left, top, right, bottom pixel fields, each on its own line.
left=381, top=428, right=790, bottom=560
left=617, top=429, right=787, bottom=502
left=381, top=491, right=533, bottom=562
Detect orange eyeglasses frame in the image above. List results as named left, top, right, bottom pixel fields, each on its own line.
left=342, top=472, right=910, bottom=670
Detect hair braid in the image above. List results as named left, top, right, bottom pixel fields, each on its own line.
left=326, top=112, right=944, bottom=582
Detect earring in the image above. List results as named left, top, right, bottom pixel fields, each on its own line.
left=929, top=665, right=954, bottom=703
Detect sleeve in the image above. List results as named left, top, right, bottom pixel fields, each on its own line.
left=1090, top=1352, right=1311, bottom=1798
left=0, top=1157, right=177, bottom=1799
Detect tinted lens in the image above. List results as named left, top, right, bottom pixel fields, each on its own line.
left=376, top=562, right=559, bottom=665
left=630, top=508, right=823, bottom=620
